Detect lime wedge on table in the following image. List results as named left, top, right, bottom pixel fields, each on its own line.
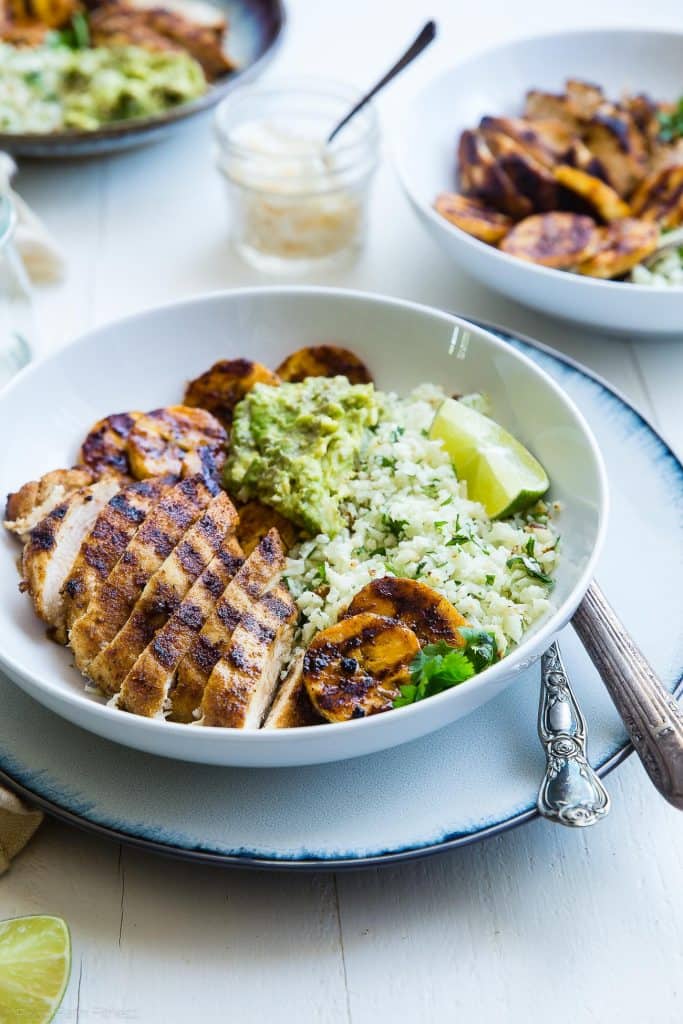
left=430, top=398, right=549, bottom=518
left=0, top=916, right=71, bottom=1023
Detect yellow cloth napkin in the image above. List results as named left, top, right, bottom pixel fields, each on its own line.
left=0, top=788, right=43, bottom=874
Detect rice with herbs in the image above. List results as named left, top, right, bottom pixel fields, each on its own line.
left=284, top=383, right=559, bottom=658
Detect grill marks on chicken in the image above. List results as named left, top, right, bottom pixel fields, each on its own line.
left=5, top=466, right=98, bottom=542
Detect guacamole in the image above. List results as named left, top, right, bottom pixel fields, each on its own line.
left=225, top=377, right=378, bottom=536
left=0, top=43, right=206, bottom=133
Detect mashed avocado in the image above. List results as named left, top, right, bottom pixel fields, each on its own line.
left=0, top=43, right=206, bottom=133
left=225, top=377, right=378, bottom=536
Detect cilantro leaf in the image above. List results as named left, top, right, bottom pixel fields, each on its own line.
left=458, top=627, right=497, bottom=673
left=659, top=98, right=683, bottom=143
left=506, top=554, right=554, bottom=586
left=393, top=629, right=498, bottom=707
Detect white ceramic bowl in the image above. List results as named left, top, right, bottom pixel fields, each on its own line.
left=0, top=288, right=607, bottom=766
left=394, top=28, right=683, bottom=335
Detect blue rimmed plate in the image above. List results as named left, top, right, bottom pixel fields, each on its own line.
left=0, top=323, right=680, bottom=868
left=0, top=0, right=285, bottom=158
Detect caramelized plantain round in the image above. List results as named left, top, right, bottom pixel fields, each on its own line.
left=127, top=405, right=227, bottom=480
left=434, top=192, right=513, bottom=243
left=275, top=345, right=373, bottom=385
left=630, top=165, right=683, bottom=230
left=553, top=164, right=631, bottom=222
left=344, top=577, right=468, bottom=647
left=236, top=500, right=300, bottom=556
left=499, top=212, right=601, bottom=268
left=578, top=218, right=659, bottom=279
left=184, top=359, right=280, bottom=429
left=80, top=412, right=142, bottom=477
left=303, top=612, right=420, bottom=723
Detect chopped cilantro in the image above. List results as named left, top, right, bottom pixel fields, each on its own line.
left=382, top=513, right=409, bottom=539
left=380, top=455, right=397, bottom=470
left=390, top=426, right=405, bottom=442
left=394, top=631, right=497, bottom=707
left=485, top=573, right=495, bottom=586
left=659, top=98, right=683, bottom=142
left=506, top=554, right=554, bottom=586
left=314, top=563, right=328, bottom=584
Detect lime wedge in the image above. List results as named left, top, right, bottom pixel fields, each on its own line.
left=0, top=916, right=71, bottom=1024
left=430, top=398, right=549, bottom=518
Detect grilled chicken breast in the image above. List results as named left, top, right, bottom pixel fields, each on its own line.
left=5, top=466, right=97, bottom=542
left=483, top=130, right=560, bottom=212
left=303, top=612, right=420, bottom=723
left=583, top=103, right=648, bottom=197
left=21, top=478, right=121, bottom=635
left=565, top=78, right=604, bottom=120
left=479, top=115, right=572, bottom=170
left=434, top=193, right=513, bottom=243
left=87, top=491, right=238, bottom=695
left=344, top=577, right=468, bottom=647
left=275, top=345, right=373, bottom=385
left=499, top=212, right=601, bottom=268
left=578, top=218, right=659, bottom=279
left=60, top=477, right=173, bottom=640
left=184, top=359, right=280, bottom=430
left=524, top=90, right=580, bottom=132
left=169, top=528, right=286, bottom=722
left=458, top=130, right=533, bottom=219
left=70, top=475, right=214, bottom=672
left=199, top=583, right=297, bottom=728
left=263, top=652, right=322, bottom=729
left=118, top=533, right=244, bottom=717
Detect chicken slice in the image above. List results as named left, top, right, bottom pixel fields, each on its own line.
left=184, top=359, right=280, bottom=431
left=21, top=478, right=121, bottom=636
left=262, top=652, right=322, bottom=729
left=69, top=475, right=213, bottom=672
left=524, top=90, right=580, bottom=133
left=199, top=584, right=297, bottom=728
left=275, top=346, right=373, bottom=385
left=624, top=93, right=663, bottom=155
left=5, top=466, right=97, bottom=543
left=235, top=501, right=300, bottom=556
left=499, top=212, right=602, bottom=269
left=60, top=477, right=173, bottom=641
left=458, top=130, right=533, bottom=219
left=80, top=412, right=142, bottom=478
left=578, top=218, right=659, bottom=279
left=479, top=116, right=572, bottom=170
left=583, top=103, right=648, bottom=197
left=630, top=165, right=683, bottom=229
left=87, top=491, right=238, bottom=696
left=169, top=528, right=286, bottom=722
left=553, top=165, right=631, bottom=221
left=483, top=130, right=560, bottom=212
left=126, top=406, right=227, bottom=481
left=117, top=534, right=244, bottom=717
left=303, top=613, right=421, bottom=723
left=434, top=193, right=513, bottom=243
left=565, top=79, right=604, bottom=120
left=344, top=577, right=468, bottom=647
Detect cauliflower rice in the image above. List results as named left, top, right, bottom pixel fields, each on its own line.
left=284, top=384, right=560, bottom=658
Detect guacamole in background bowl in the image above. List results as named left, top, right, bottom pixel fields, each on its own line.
left=0, top=42, right=206, bottom=133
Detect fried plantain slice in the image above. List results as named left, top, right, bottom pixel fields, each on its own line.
left=630, top=165, right=683, bottom=229
left=499, top=212, right=601, bottom=269
left=577, top=218, right=659, bottom=279
left=127, top=405, right=227, bottom=480
left=458, top=130, right=533, bottom=219
left=483, top=131, right=560, bottom=212
left=553, top=164, right=631, bottom=222
left=434, top=193, right=513, bottom=242
left=80, top=412, right=142, bottom=477
left=303, top=612, right=420, bottom=723
left=275, top=345, right=373, bottom=385
left=236, top=500, right=300, bottom=555
left=183, top=359, right=280, bottom=430
left=344, top=577, right=468, bottom=648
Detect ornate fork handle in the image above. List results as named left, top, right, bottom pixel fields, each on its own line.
left=537, top=641, right=610, bottom=827
left=572, top=581, right=683, bottom=810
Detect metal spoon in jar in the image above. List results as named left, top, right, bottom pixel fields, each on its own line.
left=326, top=20, right=437, bottom=145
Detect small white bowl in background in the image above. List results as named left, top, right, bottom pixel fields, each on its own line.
left=394, top=28, right=683, bottom=336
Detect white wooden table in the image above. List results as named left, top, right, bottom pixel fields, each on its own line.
left=4, top=2, right=683, bottom=1021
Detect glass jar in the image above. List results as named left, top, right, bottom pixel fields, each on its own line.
left=0, top=194, right=33, bottom=387
left=215, top=79, right=380, bottom=273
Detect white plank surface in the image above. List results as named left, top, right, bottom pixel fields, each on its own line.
left=3, top=1, right=683, bottom=1022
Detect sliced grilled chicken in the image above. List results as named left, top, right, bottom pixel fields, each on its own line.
left=578, top=218, right=659, bottom=279
left=479, top=115, right=572, bottom=170
left=483, top=130, right=560, bottom=212
left=650, top=137, right=683, bottom=174
left=303, top=612, right=420, bottom=723
left=117, top=534, right=244, bottom=718
left=5, top=466, right=97, bottom=542
left=126, top=406, right=227, bottom=480
left=169, top=528, right=286, bottom=722
left=58, top=477, right=172, bottom=645
left=87, top=491, right=238, bottom=696
left=275, top=346, right=373, bottom=385
left=562, top=139, right=609, bottom=183
left=184, top=359, right=280, bottom=430
left=624, top=93, right=663, bottom=155
left=263, top=652, right=322, bottom=729
left=344, top=577, right=468, bottom=647
left=524, top=90, right=580, bottom=133
left=553, top=165, right=631, bottom=221
left=565, top=79, right=604, bottom=119
left=199, top=584, right=297, bottom=728
left=434, top=193, right=513, bottom=243
left=21, top=478, right=121, bottom=635
left=236, top=501, right=300, bottom=556
left=70, top=475, right=214, bottom=672
left=630, top=165, right=683, bottom=229
left=499, top=212, right=602, bottom=268
left=583, top=103, right=648, bottom=197
left=458, top=130, right=533, bottom=219
left=80, top=412, right=142, bottom=477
